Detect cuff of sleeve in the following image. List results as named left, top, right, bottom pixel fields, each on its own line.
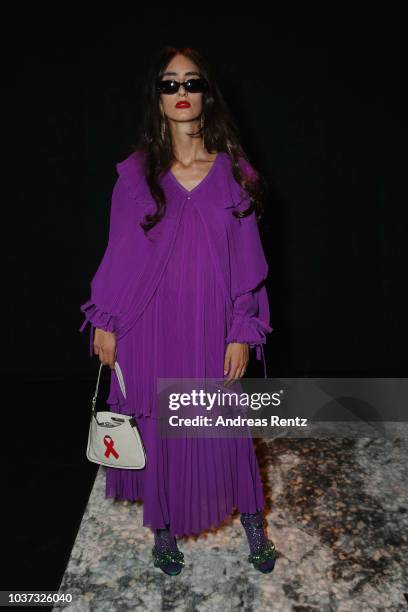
left=225, top=314, right=273, bottom=346
left=79, top=299, right=117, bottom=356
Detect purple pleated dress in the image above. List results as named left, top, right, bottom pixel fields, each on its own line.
left=106, top=176, right=265, bottom=538
left=80, top=153, right=271, bottom=538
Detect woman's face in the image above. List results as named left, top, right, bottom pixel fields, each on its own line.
left=158, top=53, right=203, bottom=124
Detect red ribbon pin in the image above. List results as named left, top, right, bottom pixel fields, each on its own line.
left=103, top=435, right=119, bottom=459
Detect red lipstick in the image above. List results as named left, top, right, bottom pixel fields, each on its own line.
left=175, top=101, right=191, bottom=108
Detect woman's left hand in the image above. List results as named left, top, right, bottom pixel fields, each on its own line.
left=224, top=342, right=249, bottom=384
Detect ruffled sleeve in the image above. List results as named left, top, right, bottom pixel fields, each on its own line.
left=78, top=166, right=139, bottom=357
left=79, top=149, right=167, bottom=356
left=225, top=281, right=273, bottom=376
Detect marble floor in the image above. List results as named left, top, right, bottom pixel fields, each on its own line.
left=53, top=428, right=408, bottom=611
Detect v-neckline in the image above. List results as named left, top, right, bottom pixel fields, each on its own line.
left=168, top=152, right=221, bottom=195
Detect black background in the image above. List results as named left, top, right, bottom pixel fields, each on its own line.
left=2, top=3, right=406, bottom=593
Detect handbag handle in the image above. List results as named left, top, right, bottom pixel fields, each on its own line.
left=91, top=361, right=127, bottom=412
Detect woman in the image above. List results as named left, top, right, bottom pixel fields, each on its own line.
left=79, top=46, right=278, bottom=576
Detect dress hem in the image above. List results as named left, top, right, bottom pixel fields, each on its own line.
left=104, top=493, right=265, bottom=538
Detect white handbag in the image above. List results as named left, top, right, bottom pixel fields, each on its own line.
left=86, top=360, right=147, bottom=469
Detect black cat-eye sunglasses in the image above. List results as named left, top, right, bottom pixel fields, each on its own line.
left=156, top=77, right=209, bottom=95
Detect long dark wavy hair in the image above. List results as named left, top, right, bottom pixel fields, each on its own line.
left=131, top=46, right=268, bottom=233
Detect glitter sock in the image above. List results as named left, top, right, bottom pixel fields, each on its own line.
left=154, top=526, right=178, bottom=553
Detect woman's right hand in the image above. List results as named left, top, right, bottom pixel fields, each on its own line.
left=93, top=328, right=117, bottom=369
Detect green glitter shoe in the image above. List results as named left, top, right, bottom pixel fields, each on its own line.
left=247, top=539, right=278, bottom=573
left=151, top=546, right=185, bottom=576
